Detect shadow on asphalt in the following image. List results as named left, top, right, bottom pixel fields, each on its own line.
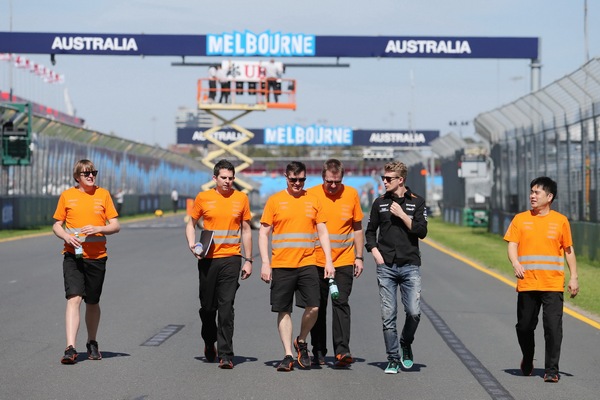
left=503, top=367, right=573, bottom=379
left=367, top=360, right=426, bottom=372
left=194, top=355, right=258, bottom=366
left=71, top=351, right=130, bottom=363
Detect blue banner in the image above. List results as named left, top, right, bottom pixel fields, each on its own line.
left=264, top=125, right=353, bottom=146
left=353, top=129, right=439, bottom=146
left=0, top=32, right=539, bottom=59
left=177, top=126, right=439, bottom=147
left=177, top=127, right=263, bottom=145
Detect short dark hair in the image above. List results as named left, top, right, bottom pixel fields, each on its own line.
left=213, top=159, right=235, bottom=177
left=286, top=161, right=306, bottom=176
left=530, top=176, right=557, bottom=203
left=322, top=159, right=344, bottom=178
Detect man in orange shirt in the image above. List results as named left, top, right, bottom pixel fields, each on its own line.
left=52, top=159, right=121, bottom=364
left=259, top=161, right=335, bottom=371
left=185, top=159, right=253, bottom=369
left=307, top=159, right=364, bottom=368
left=504, top=176, right=579, bottom=383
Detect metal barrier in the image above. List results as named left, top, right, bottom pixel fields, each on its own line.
left=0, top=102, right=212, bottom=230
left=0, top=103, right=211, bottom=197
left=475, top=57, right=600, bottom=224
left=473, top=57, right=600, bottom=260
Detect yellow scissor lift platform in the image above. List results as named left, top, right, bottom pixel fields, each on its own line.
left=196, top=77, right=296, bottom=193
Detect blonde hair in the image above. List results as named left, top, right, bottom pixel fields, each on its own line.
left=73, top=159, right=96, bottom=182
left=384, top=161, right=407, bottom=181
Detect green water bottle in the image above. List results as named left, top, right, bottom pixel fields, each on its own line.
left=328, top=278, right=340, bottom=300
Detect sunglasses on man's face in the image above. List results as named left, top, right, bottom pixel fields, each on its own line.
left=381, top=175, right=399, bottom=183
left=80, top=170, right=98, bottom=177
left=287, top=177, right=306, bottom=183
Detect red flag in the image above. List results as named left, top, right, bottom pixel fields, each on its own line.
left=14, top=56, right=29, bottom=68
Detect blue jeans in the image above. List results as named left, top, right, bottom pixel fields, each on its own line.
left=376, top=263, right=421, bottom=361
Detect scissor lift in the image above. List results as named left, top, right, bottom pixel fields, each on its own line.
left=196, top=77, right=296, bottom=192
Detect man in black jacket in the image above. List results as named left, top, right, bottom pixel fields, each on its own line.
left=365, top=161, right=427, bottom=374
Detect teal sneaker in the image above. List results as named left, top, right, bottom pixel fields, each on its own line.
left=384, top=360, right=400, bottom=374
left=401, top=345, right=414, bottom=369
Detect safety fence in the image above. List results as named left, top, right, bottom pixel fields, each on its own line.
left=474, top=57, right=600, bottom=261
left=1, top=103, right=211, bottom=228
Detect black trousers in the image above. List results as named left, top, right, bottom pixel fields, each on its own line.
left=516, top=291, right=563, bottom=374
left=267, top=80, right=279, bottom=102
left=310, top=265, right=354, bottom=356
left=208, top=80, right=217, bottom=100
left=219, top=82, right=230, bottom=103
left=198, top=256, right=241, bottom=359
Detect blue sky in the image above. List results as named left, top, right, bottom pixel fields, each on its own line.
left=0, top=1, right=598, bottom=148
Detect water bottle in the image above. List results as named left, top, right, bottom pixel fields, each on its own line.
left=74, top=232, right=83, bottom=259
left=328, top=278, right=340, bottom=300
left=194, top=242, right=204, bottom=256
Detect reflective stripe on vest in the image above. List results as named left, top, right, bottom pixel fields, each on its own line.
left=65, top=228, right=106, bottom=243
left=212, top=228, right=240, bottom=245
left=518, top=255, right=564, bottom=271
left=272, top=232, right=315, bottom=249
left=315, top=232, right=354, bottom=249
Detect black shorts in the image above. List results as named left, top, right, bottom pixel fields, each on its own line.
left=270, top=266, right=320, bottom=313
left=63, top=253, right=107, bottom=304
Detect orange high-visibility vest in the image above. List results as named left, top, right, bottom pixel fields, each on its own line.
left=504, top=210, right=573, bottom=292
left=307, top=184, right=363, bottom=268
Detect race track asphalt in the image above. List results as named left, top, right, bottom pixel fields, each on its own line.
left=1, top=215, right=598, bottom=400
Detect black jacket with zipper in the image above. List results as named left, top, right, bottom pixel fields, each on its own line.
left=365, top=186, right=428, bottom=266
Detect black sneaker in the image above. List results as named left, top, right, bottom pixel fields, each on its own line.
left=61, top=345, right=78, bottom=364
left=400, top=345, right=414, bottom=369
left=520, top=359, right=533, bottom=376
left=204, top=343, right=217, bottom=362
left=544, top=372, right=560, bottom=383
left=312, top=350, right=326, bottom=366
left=86, top=340, right=102, bottom=360
left=277, top=355, right=294, bottom=372
left=294, top=337, right=311, bottom=369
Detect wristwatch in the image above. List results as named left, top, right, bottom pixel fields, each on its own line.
left=355, top=256, right=364, bottom=260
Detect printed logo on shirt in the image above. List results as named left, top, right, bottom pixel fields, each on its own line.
left=547, top=222, right=559, bottom=239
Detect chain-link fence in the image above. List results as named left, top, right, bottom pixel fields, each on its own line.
left=1, top=104, right=213, bottom=228
left=474, top=57, right=600, bottom=260
left=0, top=105, right=210, bottom=197
left=475, top=57, right=600, bottom=223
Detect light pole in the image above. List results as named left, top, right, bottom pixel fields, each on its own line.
left=449, top=120, right=469, bottom=138
left=8, top=0, right=13, bottom=101
left=151, top=116, right=157, bottom=146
